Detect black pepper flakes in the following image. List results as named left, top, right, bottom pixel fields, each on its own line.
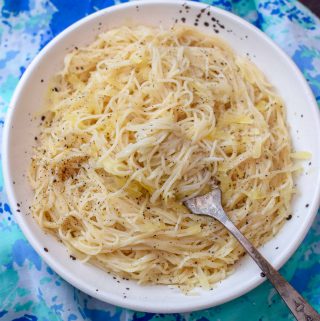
left=286, top=215, right=292, bottom=220
left=44, top=247, right=49, bottom=252
left=181, top=17, right=186, bottom=23
left=70, top=255, right=76, bottom=260
left=260, top=272, right=266, bottom=277
left=204, top=22, right=209, bottom=27
left=305, top=204, right=309, bottom=208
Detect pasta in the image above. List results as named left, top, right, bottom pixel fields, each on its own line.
left=29, top=25, right=296, bottom=290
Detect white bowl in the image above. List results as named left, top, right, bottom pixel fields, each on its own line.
left=3, top=0, right=320, bottom=314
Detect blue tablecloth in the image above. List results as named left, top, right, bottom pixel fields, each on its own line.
left=0, top=1, right=319, bottom=320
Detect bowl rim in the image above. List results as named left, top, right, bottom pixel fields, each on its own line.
left=2, top=0, right=320, bottom=313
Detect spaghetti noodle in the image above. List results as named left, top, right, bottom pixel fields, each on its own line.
left=29, top=25, right=296, bottom=290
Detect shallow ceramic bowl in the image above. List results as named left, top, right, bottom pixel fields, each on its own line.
left=3, top=0, right=320, bottom=314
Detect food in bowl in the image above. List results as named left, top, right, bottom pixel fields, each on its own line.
left=29, top=24, right=297, bottom=291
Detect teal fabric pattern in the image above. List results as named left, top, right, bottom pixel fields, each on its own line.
left=0, top=1, right=319, bottom=320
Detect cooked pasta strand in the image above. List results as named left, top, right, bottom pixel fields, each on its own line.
left=29, top=25, right=295, bottom=291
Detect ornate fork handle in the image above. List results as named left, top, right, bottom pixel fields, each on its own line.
left=223, top=218, right=320, bottom=321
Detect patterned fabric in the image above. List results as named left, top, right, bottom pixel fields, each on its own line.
left=0, top=0, right=319, bottom=320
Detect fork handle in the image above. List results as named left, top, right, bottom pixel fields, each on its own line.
left=223, top=219, right=320, bottom=321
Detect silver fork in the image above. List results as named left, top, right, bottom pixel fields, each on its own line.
left=184, top=188, right=320, bottom=321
